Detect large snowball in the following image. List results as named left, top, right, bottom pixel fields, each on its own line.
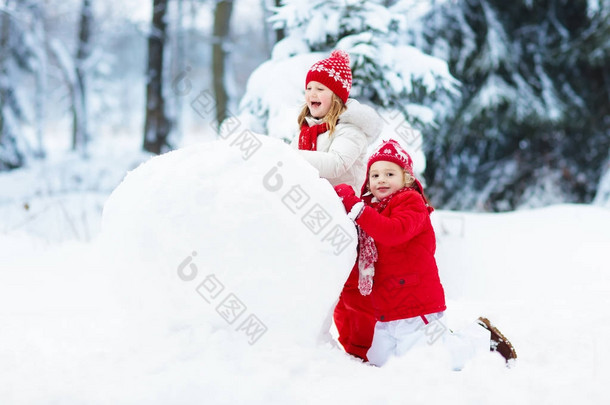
left=100, top=135, right=357, bottom=352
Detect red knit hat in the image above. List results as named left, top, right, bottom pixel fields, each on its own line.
left=363, top=139, right=434, bottom=213
left=306, top=50, right=352, bottom=104
left=367, top=139, right=414, bottom=176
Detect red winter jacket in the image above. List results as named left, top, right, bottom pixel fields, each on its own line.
left=334, top=188, right=446, bottom=360
left=354, top=189, right=446, bottom=322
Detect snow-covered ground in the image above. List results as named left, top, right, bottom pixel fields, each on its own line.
left=1, top=135, right=609, bottom=404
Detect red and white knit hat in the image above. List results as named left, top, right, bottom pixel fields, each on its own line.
left=362, top=139, right=434, bottom=213
left=367, top=139, right=414, bottom=176
left=362, top=139, right=414, bottom=196
left=306, top=50, right=352, bottom=104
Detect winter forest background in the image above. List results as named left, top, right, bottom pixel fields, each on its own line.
left=1, top=0, right=609, bottom=214
left=1, top=1, right=610, bottom=402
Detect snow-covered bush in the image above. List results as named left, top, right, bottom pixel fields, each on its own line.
left=233, top=0, right=458, bottom=179
left=418, top=0, right=610, bottom=210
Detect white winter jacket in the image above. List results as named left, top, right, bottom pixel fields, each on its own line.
left=291, top=99, right=382, bottom=195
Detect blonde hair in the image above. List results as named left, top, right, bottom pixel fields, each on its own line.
left=297, top=93, right=346, bottom=136
left=404, top=171, right=416, bottom=188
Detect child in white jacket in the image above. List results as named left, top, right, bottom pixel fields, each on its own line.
left=291, top=50, right=381, bottom=195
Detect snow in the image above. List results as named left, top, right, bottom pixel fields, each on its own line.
left=2, top=136, right=610, bottom=404
left=594, top=159, right=610, bottom=208
left=478, top=2, right=510, bottom=72
left=588, top=0, right=602, bottom=16
left=0, top=143, right=149, bottom=244
left=100, top=135, right=357, bottom=350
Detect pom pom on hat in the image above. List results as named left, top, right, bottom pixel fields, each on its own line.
left=329, top=49, right=350, bottom=64
left=306, top=50, right=352, bottom=104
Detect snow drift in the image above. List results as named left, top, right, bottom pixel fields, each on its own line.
left=2, top=134, right=610, bottom=404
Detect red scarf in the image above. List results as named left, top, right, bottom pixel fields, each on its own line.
left=371, top=187, right=411, bottom=212
left=298, top=122, right=328, bottom=151
left=366, top=184, right=433, bottom=214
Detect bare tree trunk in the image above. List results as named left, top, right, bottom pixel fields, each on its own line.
left=212, top=0, right=233, bottom=129
left=273, top=0, right=285, bottom=42
left=0, top=2, right=11, bottom=158
left=0, top=5, right=9, bottom=135
left=259, top=0, right=274, bottom=57
left=0, top=1, right=25, bottom=170
left=172, top=0, right=185, bottom=142
left=29, top=3, right=47, bottom=159
left=73, top=0, right=92, bottom=156
left=143, top=0, right=171, bottom=154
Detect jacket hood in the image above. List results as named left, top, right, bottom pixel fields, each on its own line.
left=304, top=98, right=382, bottom=145
left=338, top=99, right=382, bottom=145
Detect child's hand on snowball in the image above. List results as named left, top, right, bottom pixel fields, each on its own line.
left=334, top=184, right=361, bottom=211
left=334, top=184, right=364, bottom=220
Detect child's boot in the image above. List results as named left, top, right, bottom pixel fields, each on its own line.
left=477, top=316, right=517, bottom=366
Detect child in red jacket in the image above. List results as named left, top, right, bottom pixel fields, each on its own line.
left=334, top=139, right=517, bottom=368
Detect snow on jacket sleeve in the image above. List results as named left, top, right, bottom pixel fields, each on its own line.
left=356, top=191, right=428, bottom=246
left=296, top=126, right=367, bottom=179
left=290, top=134, right=299, bottom=149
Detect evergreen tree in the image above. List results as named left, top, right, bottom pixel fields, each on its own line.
left=236, top=0, right=457, bottom=144
left=419, top=0, right=610, bottom=210
left=0, top=0, right=44, bottom=170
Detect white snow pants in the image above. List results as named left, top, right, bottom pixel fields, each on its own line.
left=366, top=312, right=491, bottom=370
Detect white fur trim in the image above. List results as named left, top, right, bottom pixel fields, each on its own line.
left=347, top=201, right=365, bottom=221
left=341, top=99, right=383, bottom=144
